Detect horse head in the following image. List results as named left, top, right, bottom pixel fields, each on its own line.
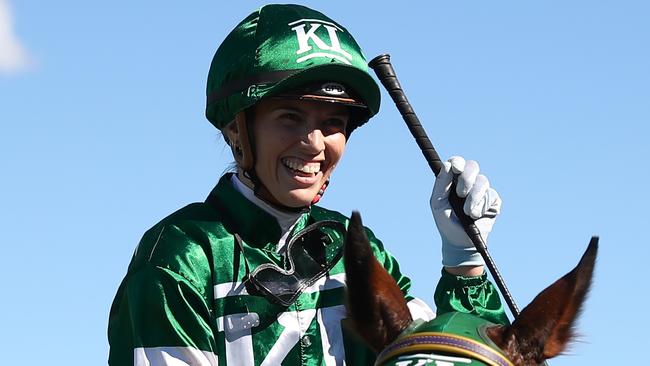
left=344, top=211, right=597, bottom=366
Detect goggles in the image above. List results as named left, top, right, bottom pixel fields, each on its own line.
left=273, top=82, right=368, bottom=109
left=235, top=220, right=346, bottom=307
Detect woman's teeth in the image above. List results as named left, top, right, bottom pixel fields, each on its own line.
left=282, top=158, right=321, bottom=174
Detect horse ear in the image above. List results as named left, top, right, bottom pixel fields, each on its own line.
left=344, top=211, right=413, bottom=352
left=487, top=237, right=598, bottom=364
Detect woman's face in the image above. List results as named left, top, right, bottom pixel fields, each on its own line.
left=250, top=98, right=349, bottom=208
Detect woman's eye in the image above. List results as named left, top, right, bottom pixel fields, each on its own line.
left=278, top=113, right=303, bottom=125
left=323, top=118, right=347, bottom=133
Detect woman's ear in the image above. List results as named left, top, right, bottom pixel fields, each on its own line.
left=223, top=119, right=241, bottom=152
left=224, top=112, right=254, bottom=171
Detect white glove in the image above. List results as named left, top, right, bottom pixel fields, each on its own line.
left=430, top=156, right=502, bottom=267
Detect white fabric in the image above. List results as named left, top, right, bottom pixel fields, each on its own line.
left=215, top=312, right=260, bottom=333
left=231, top=175, right=305, bottom=252
left=430, top=156, right=502, bottom=267
left=216, top=313, right=256, bottom=365
left=134, top=347, right=218, bottom=366
left=260, top=309, right=317, bottom=366
left=317, top=305, right=347, bottom=366
left=407, top=298, right=436, bottom=322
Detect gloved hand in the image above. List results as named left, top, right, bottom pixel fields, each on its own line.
left=430, top=156, right=502, bottom=267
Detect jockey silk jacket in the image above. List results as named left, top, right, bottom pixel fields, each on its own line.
left=108, top=173, right=507, bottom=365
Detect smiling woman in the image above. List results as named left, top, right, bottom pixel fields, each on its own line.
left=225, top=98, right=349, bottom=208
left=107, top=3, right=506, bottom=366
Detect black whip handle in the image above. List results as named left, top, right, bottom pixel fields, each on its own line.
left=368, top=55, right=444, bottom=176
left=368, top=53, right=521, bottom=318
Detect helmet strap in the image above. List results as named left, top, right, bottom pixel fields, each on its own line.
left=235, top=111, right=255, bottom=172
left=235, top=110, right=265, bottom=200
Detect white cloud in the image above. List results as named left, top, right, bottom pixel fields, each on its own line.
left=0, top=0, right=33, bottom=73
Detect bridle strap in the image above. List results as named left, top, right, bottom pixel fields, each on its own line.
left=375, top=332, right=513, bottom=366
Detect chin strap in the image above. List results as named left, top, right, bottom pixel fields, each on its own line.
left=234, top=111, right=263, bottom=197
left=235, top=111, right=255, bottom=172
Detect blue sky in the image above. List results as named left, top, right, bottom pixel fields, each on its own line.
left=1, top=1, right=648, bottom=364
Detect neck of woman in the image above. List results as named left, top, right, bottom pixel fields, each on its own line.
left=231, top=174, right=306, bottom=253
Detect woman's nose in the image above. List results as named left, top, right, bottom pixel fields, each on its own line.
left=302, top=128, right=325, bottom=152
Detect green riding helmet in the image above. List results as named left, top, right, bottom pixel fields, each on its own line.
left=205, top=4, right=381, bottom=133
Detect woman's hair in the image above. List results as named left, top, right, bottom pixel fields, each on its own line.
left=215, top=127, right=238, bottom=174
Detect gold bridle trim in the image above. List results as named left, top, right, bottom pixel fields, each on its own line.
left=375, top=332, right=514, bottom=366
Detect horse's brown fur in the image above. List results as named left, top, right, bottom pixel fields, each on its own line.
left=485, top=237, right=597, bottom=365
left=344, top=211, right=413, bottom=351
left=344, top=211, right=597, bottom=366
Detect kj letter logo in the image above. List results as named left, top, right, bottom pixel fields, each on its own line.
left=289, top=19, right=353, bottom=65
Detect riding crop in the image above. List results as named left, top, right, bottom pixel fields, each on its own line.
left=368, top=54, right=521, bottom=318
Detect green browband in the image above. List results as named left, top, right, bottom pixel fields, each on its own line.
left=375, top=312, right=513, bottom=366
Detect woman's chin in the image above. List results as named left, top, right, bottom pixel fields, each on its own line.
left=277, top=189, right=318, bottom=208
left=256, top=181, right=320, bottom=208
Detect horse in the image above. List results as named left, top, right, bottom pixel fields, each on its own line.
left=343, top=211, right=597, bottom=366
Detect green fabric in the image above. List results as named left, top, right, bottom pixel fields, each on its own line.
left=205, top=4, right=380, bottom=131
left=407, top=312, right=498, bottom=343
left=378, top=295, right=509, bottom=366
left=379, top=312, right=510, bottom=366
left=108, top=173, right=507, bottom=365
left=109, top=174, right=394, bottom=365
left=434, top=269, right=509, bottom=326
left=375, top=272, right=509, bottom=365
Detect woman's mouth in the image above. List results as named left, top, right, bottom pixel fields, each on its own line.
left=281, top=157, right=322, bottom=178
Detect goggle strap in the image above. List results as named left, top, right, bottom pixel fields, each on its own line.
left=233, top=233, right=254, bottom=285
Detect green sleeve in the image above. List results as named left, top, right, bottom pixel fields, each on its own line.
left=108, top=265, right=218, bottom=365
left=433, top=269, right=509, bottom=325
left=108, top=220, right=219, bottom=365
left=364, top=228, right=413, bottom=298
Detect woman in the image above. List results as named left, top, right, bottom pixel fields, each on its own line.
left=108, top=4, right=506, bottom=365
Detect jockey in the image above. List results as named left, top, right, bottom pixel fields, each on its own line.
left=108, top=4, right=507, bottom=365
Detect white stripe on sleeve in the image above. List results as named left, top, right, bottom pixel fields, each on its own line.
left=134, top=347, right=218, bottom=366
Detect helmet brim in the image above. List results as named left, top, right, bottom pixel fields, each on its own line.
left=263, top=63, right=380, bottom=131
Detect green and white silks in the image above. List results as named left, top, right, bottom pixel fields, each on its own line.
left=108, top=173, right=505, bottom=365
